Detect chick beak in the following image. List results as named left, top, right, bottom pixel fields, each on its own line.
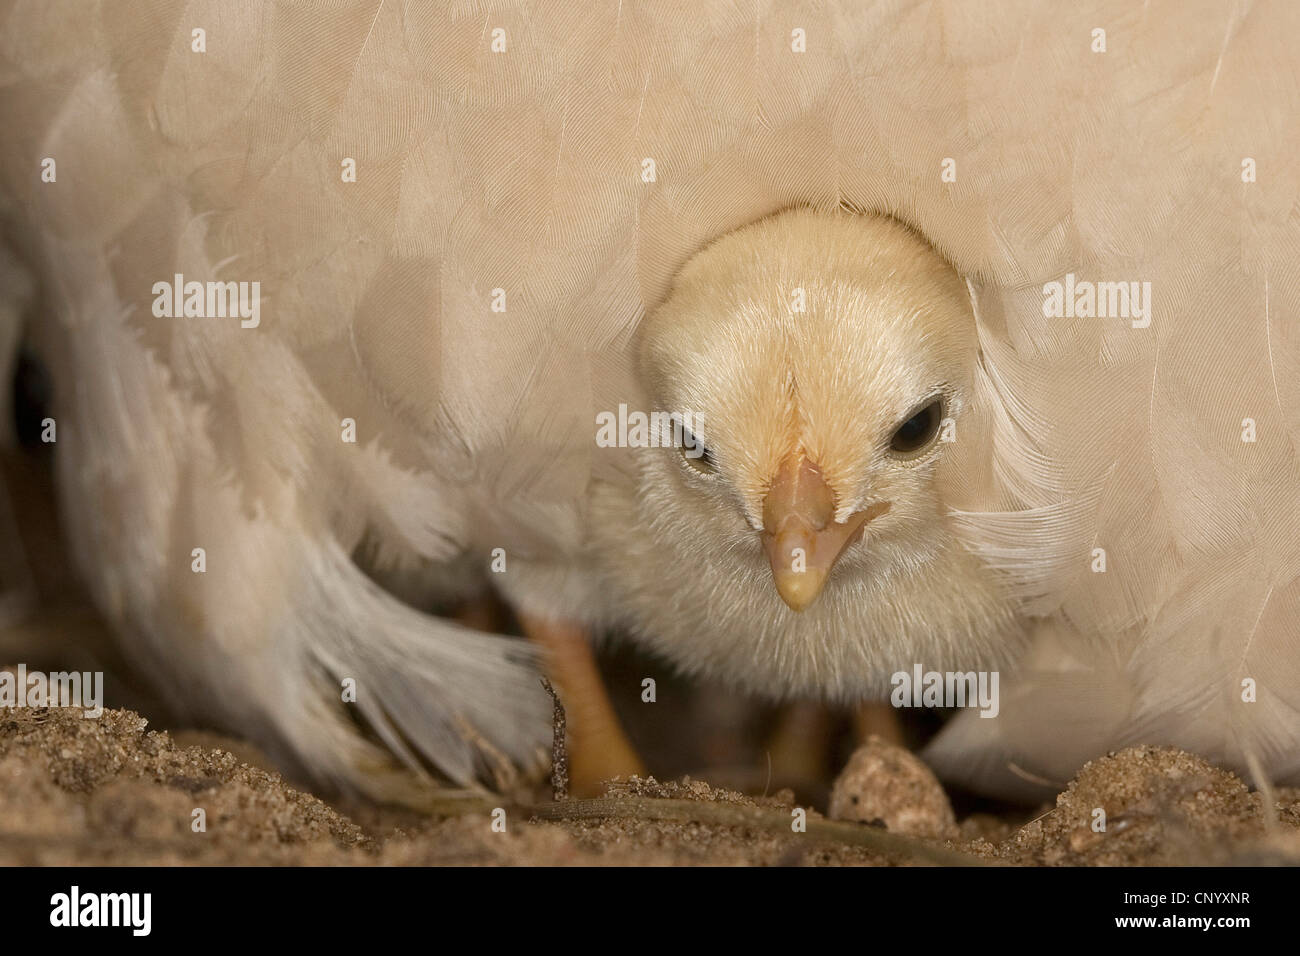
left=760, top=456, right=888, bottom=612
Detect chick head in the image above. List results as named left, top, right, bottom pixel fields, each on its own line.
left=604, top=207, right=1016, bottom=699
left=639, top=207, right=978, bottom=610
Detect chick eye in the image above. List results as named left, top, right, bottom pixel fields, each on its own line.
left=678, top=428, right=719, bottom=475
left=889, top=399, right=943, bottom=456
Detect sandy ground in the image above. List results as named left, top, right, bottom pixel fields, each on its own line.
left=1, top=705, right=1297, bottom=866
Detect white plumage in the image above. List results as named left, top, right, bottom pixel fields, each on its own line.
left=1, top=0, right=1297, bottom=801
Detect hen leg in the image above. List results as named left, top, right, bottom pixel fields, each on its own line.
left=517, top=613, right=645, bottom=796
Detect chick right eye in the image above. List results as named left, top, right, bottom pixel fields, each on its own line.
left=889, top=399, right=943, bottom=456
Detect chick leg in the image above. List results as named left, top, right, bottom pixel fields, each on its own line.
left=517, top=613, right=645, bottom=797
left=853, top=701, right=905, bottom=746
left=764, top=700, right=837, bottom=793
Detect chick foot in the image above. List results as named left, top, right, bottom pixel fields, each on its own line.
left=517, top=613, right=645, bottom=797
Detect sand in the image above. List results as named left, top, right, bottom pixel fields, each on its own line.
left=1, top=705, right=1297, bottom=866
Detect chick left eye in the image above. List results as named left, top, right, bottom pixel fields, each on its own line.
left=889, top=399, right=943, bottom=455
left=679, top=428, right=719, bottom=475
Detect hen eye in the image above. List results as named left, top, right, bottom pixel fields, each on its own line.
left=889, top=399, right=943, bottom=456
left=679, top=427, right=719, bottom=475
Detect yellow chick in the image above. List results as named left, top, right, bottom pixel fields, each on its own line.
left=505, top=208, right=1025, bottom=795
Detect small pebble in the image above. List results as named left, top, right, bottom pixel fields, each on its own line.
left=828, top=735, right=957, bottom=840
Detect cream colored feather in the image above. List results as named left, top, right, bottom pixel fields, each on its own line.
left=1, top=0, right=1297, bottom=801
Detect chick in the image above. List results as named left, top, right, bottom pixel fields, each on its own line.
left=496, top=208, right=1025, bottom=794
